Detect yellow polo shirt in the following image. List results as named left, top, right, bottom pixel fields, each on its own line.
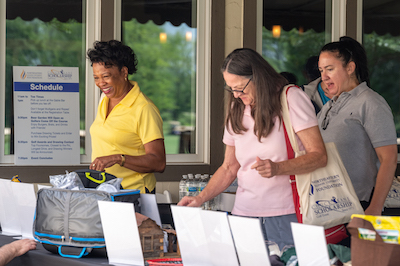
left=90, top=81, right=164, bottom=193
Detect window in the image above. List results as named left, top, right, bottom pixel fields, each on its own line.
left=363, top=0, right=400, bottom=142
left=261, top=0, right=329, bottom=86
left=119, top=0, right=210, bottom=163
left=1, top=0, right=92, bottom=163
left=1, top=0, right=210, bottom=165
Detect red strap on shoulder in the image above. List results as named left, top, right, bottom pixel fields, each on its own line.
left=282, top=85, right=302, bottom=223
left=282, top=120, right=294, bottom=160
left=282, top=85, right=297, bottom=167
left=282, top=85, right=299, bottom=185
left=282, top=120, right=295, bottom=183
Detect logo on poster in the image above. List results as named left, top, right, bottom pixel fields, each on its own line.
left=20, top=70, right=27, bottom=79
left=48, top=69, right=73, bottom=80
left=19, top=69, right=42, bottom=80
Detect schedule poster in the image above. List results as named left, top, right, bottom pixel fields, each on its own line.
left=13, top=66, right=80, bottom=165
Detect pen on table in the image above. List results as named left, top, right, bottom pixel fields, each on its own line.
left=11, top=175, right=21, bottom=182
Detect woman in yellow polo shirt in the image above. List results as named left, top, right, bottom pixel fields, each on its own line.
left=87, top=40, right=166, bottom=193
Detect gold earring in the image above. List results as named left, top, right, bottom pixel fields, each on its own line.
left=125, top=77, right=127, bottom=81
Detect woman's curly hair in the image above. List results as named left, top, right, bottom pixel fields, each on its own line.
left=87, top=40, right=138, bottom=74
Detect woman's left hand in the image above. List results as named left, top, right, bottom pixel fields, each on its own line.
left=251, top=157, right=279, bottom=178
left=90, top=154, right=121, bottom=171
left=364, top=206, right=384, bottom=216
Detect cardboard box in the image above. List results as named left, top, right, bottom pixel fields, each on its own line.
left=347, top=217, right=400, bottom=266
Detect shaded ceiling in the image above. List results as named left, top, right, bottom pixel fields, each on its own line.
left=263, top=0, right=326, bottom=32
left=6, top=0, right=84, bottom=23
left=121, top=0, right=194, bottom=27
left=6, top=0, right=400, bottom=36
left=262, top=0, right=400, bottom=36
left=363, top=0, right=400, bottom=35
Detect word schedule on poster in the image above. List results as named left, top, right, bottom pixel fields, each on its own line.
left=13, top=66, right=80, bottom=165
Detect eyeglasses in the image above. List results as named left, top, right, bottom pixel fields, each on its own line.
left=321, top=105, right=333, bottom=130
left=224, top=77, right=252, bottom=94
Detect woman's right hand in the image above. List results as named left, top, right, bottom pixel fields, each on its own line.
left=177, top=195, right=204, bottom=207
left=90, top=154, right=121, bottom=171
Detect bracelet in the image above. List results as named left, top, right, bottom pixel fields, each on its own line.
left=120, top=154, right=126, bottom=166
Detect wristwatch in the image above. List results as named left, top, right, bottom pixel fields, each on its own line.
left=120, top=154, right=126, bottom=166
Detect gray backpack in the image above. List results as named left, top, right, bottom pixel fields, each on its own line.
left=33, top=187, right=140, bottom=258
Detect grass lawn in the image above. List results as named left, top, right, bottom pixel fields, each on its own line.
left=164, top=134, right=180, bottom=154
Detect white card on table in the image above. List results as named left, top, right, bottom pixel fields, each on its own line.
left=0, top=179, right=21, bottom=236
left=228, top=215, right=271, bottom=266
left=11, top=182, right=36, bottom=239
left=170, top=205, right=212, bottom=266
left=199, top=210, right=239, bottom=266
left=291, top=222, right=330, bottom=266
left=37, top=184, right=52, bottom=191
left=98, top=200, right=144, bottom=266
left=139, top=194, right=162, bottom=227
left=219, top=192, right=236, bottom=212
left=0, top=180, right=6, bottom=231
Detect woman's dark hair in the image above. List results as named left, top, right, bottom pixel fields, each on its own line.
left=320, top=36, right=369, bottom=86
left=304, top=55, right=320, bottom=82
left=221, top=48, right=288, bottom=142
left=87, top=40, right=138, bottom=74
left=280, top=71, right=298, bottom=84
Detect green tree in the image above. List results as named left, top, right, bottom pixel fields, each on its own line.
left=6, top=17, right=85, bottom=154
left=262, top=28, right=325, bottom=86
left=364, top=32, right=400, bottom=136
left=123, top=20, right=196, bottom=126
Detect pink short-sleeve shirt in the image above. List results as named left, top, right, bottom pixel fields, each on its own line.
left=223, top=87, right=317, bottom=217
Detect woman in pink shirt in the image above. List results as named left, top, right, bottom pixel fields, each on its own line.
left=178, top=48, right=327, bottom=249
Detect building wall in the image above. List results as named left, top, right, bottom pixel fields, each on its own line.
left=2, top=0, right=398, bottom=203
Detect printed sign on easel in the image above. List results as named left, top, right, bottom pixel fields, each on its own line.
left=13, top=66, right=80, bottom=165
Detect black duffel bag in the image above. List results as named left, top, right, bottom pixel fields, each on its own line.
left=73, top=169, right=121, bottom=189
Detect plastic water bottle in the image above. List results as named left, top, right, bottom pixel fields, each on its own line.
left=179, top=174, right=188, bottom=201
left=199, top=174, right=208, bottom=193
left=199, top=174, right=209, bottom=209
left=194, top=174, right=202, bottom=196
left=208, top=175, right=219, bottom=210
left=187, top=174, right=197, bottom=197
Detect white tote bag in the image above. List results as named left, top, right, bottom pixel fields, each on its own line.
left=384, top=176, right=400, bottom=208
left=281, top=85, right=364, bottom=229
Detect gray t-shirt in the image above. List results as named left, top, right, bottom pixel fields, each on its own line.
left=317, top=82, right=397, bottom=201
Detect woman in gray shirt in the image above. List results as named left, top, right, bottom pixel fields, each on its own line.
left=317, top=36, right=397, bottom=216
